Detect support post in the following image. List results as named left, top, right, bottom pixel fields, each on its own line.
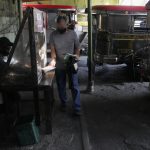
left=17, top=0, right=23, bottom=25
left=28, top=9, right=40, bottom=126
left=87, top=0, right=94, bottom=93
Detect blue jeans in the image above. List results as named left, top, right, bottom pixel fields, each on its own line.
left=55, top=69, right=81, bottom=111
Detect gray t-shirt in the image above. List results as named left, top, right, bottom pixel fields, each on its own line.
left=50, top=30, right=80, bottom=69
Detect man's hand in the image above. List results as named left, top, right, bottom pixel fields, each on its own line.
left=74, top=54, right=80, bottom=61
left=49, top=59, right=56, bottom=67
left=74, top=48, right=80, bottom=60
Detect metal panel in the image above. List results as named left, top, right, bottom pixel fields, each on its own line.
left=0, top=8, right=47, bottom=85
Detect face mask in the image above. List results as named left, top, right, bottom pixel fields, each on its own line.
left=57, top=28, right=66, bottom=34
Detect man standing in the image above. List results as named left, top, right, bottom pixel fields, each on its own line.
left=0, top=37, right=20, bottom=115
left=0, top=37, right=13, bottom=70
left=0, top=37, right=13, bottom=113
left=49, top=16, right=81, bottom=115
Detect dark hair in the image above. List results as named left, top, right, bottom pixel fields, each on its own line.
left=0, top=37, right=13, bottom=56
left=0, top=37, right=13, bottom=47
left=56, top=16, right=67, bottom=23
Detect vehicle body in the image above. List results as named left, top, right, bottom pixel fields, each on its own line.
left=92, top=5, right=150, bottom=68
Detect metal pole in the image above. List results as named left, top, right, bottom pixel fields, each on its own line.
left=17, top=0, right=23, bottom=25
left=28, top=8, right=40, bottom=126
left=87, top=0, right=94, bottom=93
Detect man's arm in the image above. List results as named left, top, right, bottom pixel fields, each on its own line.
left=74, top=31, right=80, bottom=59
left=74, top=48, right=80, bottom=59
left=49, top=32, right=56, bottom=66
left=50, top=44, right=56, bottom=60
left=50, top=46, right=56, bottom=66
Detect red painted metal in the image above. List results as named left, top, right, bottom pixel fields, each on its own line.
left=22, top=4, right=76, bottom=10
left=92, top=5, right=147, bottom=12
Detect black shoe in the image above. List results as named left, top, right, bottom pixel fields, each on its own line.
left=60, top=104, right=66, bottom=112
left=73, top=109, right=82, bottom=116
left=0, top=104, right=4, bottom=114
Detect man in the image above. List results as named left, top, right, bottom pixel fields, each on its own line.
left=0, top=37, right=20, bottom=116
left=0, top=37, right=13, bottom=71
left=0, top=37, right=12, bottom=112
left=0, top=37, right=13, bottom=113
left=49, top=16, right=81, bottom=115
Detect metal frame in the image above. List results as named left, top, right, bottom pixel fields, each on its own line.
left=28, top=8, right=38, bottom=85
left=6, top=8, right=40, bottom=125
left=0, top=8, right=55, bottom=130
left=7, top=8, right=38, bottom=86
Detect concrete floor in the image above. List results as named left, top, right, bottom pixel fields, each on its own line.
left=79, top=57, right=150, bottom=150
left=0, top=85, right=82, bottom=150
left=1, top=56, right=150, bottom=150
